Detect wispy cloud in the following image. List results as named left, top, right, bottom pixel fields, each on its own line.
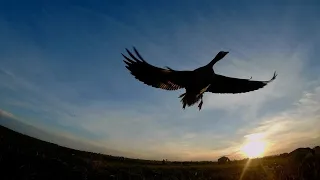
left=0, top=108, right=14, bottom=118
left=240, top=85, right=320, bottom=156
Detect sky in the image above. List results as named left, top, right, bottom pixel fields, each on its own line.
left=0, top=0, right=320, bottom=161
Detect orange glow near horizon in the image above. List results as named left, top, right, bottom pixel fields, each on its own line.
left=240, top=133, right=267, bottom=158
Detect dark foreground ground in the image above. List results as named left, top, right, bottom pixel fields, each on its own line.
left=0, top=125, right=319, bottom=180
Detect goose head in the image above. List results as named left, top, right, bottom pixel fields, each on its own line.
left=208, top=51, right=229, bottom=67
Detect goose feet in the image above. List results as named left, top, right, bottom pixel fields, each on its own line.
left=198, top=94, right=204, bottom=110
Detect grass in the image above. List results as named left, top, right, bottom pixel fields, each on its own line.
left=0, top=125, right=319, bottom=180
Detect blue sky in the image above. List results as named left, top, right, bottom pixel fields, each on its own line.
left=0, top=0, right=320, bottom=161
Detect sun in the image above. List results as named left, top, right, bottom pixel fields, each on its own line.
left=240, top=133, right=267, bottom=158
left=241, top=140, right=266, bottom=158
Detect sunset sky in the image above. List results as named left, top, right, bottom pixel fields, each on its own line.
left=1, top=0, right=320, bottom=161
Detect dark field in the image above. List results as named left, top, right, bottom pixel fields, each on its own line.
left=0, top=125, right=319, bottom=180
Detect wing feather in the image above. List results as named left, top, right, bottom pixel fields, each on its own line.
left=123, top=47, right=191, bottom=90
left=207, top=71, right=277, bottom=94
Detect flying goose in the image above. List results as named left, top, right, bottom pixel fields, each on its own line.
left=122, top=47, right=277, bottom=110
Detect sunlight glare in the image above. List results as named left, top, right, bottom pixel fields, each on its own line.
left=241, top=133, right=267, bottom=158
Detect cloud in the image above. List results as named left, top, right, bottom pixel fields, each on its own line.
left=241, top=85, right=320, bottom=156
left=0, top=109, right=14, bottom=118
left=2, top=67, right=317, bottom=159
left=0, top=108, right=142, bottom=158
left=202, top=28, right=311, bottom=119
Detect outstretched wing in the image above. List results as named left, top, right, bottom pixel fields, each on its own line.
left=123, top=47, right=191, bottom=90
left=207, top=71, right=277, bottom=94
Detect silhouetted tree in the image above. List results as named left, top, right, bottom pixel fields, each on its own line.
left=218, top=156, right=230, bottom=164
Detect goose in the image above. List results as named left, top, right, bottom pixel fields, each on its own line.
left=122, top=47, right=277, bottom=110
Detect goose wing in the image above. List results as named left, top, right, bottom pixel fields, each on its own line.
left=206, top=71, right=277, bottom=94
left=123, top=47, right=191, bottom=90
